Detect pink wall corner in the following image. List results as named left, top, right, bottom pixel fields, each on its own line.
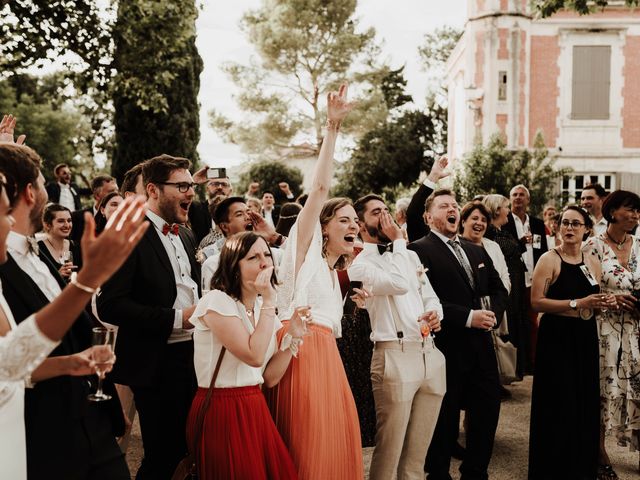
left=529, top=36, right=559, bottom=148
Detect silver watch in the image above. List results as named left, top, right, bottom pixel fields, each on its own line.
left=569, top=299, right=577, bottom=310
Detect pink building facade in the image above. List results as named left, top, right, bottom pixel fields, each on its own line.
left=446, top=0, right=640, bottom=202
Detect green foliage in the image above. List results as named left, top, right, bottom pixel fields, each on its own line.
left=533, top=0, right=639, bottom=17
left=211, top=0, right=389, bottom=159
left=453, top=132, right=572, bottom=216
left=236, top=161, right=304, bottom=199
left=418, top=26, right=464, bottom=71
left=0, top=75, right=101, bottom=183
left=111, top=0, right=203, bottom=182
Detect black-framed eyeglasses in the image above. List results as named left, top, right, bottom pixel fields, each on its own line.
left=560, top=220, right=585, bottom=228
left=157, top=181, right=196, bottom=193
left=209, top=181, right=230, bottom=188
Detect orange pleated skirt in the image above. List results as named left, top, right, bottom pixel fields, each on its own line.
left=264, top=323, right=364, bottom=480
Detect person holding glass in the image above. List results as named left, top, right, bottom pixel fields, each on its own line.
left=529, top=206, right=613, bottom=479
left=38, top=203, right=79, bottom=280
left=186, top=231, right=304, bottom=479
left=264, top=84, right=364, bottom=479
left=583, top=190, right=640, bottom=478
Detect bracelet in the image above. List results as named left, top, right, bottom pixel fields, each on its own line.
left=280, top=333, right=303, bottom=357
left=325, top=118, right=341, bottom=132
left=69, top=272, right=101, bottom=295
left=260, top=306, right=276, bottom=312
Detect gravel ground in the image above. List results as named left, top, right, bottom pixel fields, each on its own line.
left=125, top=376, right=638, bottom=479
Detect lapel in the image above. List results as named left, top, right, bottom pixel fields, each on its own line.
left=178, top=226, right=201, bottom=294
left=143, top=218, right=175, bottom=278
left=428, top=233, right=475, bottom=293
left=0, top=254, right=50, bottom=314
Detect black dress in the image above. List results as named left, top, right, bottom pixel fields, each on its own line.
left=37, top=239, right=81, bottom=280
left=485, top=224, right=529, bottom=378
left=528, top=250, right=600, bottom=479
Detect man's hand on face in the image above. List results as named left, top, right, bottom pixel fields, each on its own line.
left=379, top=211, right=404, bottom=242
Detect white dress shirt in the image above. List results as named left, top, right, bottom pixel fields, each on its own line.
left=592, top=216, right=608, bottom=237
left=6, top=232, right=62, bottom=301
left=262, top=208, right=275, bottom=228
left=511, top=213, right=534, bottom=287
left=57, top=183, right=76, bottom=212
left=146, top=210, right=199, bottom=344
left=349, top=240, right=443, bottom=342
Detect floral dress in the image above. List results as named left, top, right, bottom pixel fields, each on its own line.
left=584, top=235, right=640, bottom=452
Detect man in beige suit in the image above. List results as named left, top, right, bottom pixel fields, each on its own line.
left=349, top=194, right=447, bottom=480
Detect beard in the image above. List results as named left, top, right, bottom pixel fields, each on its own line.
left=157, top=195, right=185, bottom=225
left=366, top=222, right=390, bottom=243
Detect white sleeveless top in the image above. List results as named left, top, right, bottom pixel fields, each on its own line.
left=189, top=289, right=281, bottom=388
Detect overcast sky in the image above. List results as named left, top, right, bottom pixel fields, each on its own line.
left=195, top=0, right=467, bottom=168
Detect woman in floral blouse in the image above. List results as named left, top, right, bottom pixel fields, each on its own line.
left=583, top=190, right=640, bottom=478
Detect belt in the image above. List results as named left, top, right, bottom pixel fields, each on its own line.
left=374, top=337, right=435, bottom=351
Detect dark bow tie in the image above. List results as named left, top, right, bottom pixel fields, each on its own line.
left=377, top=243, right=393, bottom=255
left=162, top=223, right=179, bottom=236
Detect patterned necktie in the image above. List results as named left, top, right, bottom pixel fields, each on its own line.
left=162, top=223, right=179, bottom=236
left=447, top=239, right=475, bottom=289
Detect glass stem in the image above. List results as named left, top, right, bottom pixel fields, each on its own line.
left=95, top=374, right=104, bottom=397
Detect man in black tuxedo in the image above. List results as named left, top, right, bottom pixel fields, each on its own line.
left=45, top=163, right=92, bottom=211
left=69, top=174, right=118, bottom=243
left=261, top=190, right=280, bottom=227
left=408, top=189, right=508, bottom=480
left=0, top=143, right=128, bottom=479
left=97, top=154, right=201, bottom=479
left=503, top=184, right=548, bottom=372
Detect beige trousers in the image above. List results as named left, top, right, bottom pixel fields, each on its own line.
left=369, top=338, right=447, bottom=480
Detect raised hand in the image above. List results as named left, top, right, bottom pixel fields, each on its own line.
left=77, top=196, right=149, bottom=289
left=278, top=182, right=292, bottom=196
left=427, top=155, right=450, bottom=183
left=192, top=166, right=209, bottom=185
left=326, top=83, right=356, bottom=125
left=0, top=114, right=26, bottom=145
left=379, top=211, right=403, bottom=242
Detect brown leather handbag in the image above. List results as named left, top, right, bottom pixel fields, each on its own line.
left=171, top=347, right=226, bottom=480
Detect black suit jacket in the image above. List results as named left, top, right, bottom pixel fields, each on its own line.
left=187, top=200, right=212, bottom=244
left=406, top=183, right=433, bottom=242
left=45, top=181, right=90, bottom=211
left=97, top=220, right=201, bottom=387
left=408, top=233, right=508, bottom=369
left=0, top=253, right=124, bottom=475
left=262, top=205, right=281, bottom=226
left=503, top=213, right=548, bottom=268
left=69, top=206, right=93, bottom=244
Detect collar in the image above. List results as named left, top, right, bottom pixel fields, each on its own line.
left=58, top=182, right=70, bottom=189
left=6, top=231, right=30, bottom=255
left=431, top=229, right=459, bottom=245
left=146, top=209, right=171, bottom=233
left=511, top=212, right=529, bottom=224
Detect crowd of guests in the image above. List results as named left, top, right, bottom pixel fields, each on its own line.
left=0, top=80, right=639, bottom=480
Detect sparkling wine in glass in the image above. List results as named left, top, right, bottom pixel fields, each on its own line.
left=87, top=326, right=116, bottom=402
left=61, top=249, right=73, bottom=264
left=295, top=305, right=312, bottom=334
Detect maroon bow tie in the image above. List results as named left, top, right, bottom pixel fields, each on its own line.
left=162, top=223, right=179, bottom=236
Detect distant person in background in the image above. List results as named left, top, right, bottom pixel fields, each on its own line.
left=38, top=204, right=79, bottom=281
left=120, top=163, right=146, bottom=198
left=69, top=174, right=118, bottom=243
left=581, top=183, right=608, bottom=237
left=189, top=169, right=232, bottom=245
left=45, top=163, right=91, bottom=212
left=395, top=197, right=410, bottom=231
left=296, top=193, right=308, bottom=207
left=542, top=205, right=557, bottom=236
left=261, top=191, right=279, bottom=228
left=246, top=197, right=262, bottom=214
left=94, top=192, right=124, bottom=234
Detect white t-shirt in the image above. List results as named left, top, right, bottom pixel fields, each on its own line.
left=189, top=290, right=281, bottom=388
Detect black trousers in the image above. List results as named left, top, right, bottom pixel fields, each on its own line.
left=132, top=341, right=197, bottom=480
left=425, top=343, right=501, bottom=480
left=27, top=403, right=129, bottom=480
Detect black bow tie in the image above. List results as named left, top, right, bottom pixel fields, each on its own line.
left=377, top=243, right=393, bottom=255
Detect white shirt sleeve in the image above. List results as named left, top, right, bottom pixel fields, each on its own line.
left=349, top=240, right=411, bottom=296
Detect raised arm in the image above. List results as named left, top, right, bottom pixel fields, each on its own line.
left=406, top=156, right=449, bottom=242
left=294, top=84, right=354, bottom=275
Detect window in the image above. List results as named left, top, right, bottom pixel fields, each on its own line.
left=498, top=71, right=507, bottom=101
left=571, top=46, right=611, bottom=120
left=561, top=173, right=614, bottom=205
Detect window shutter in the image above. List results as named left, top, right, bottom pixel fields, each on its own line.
left=571, top=45, right=611, bottom=120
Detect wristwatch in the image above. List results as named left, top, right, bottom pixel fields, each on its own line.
left=569, top=299, right=578, bottom=310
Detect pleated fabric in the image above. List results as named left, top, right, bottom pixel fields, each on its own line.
left=186, top=385, right=297, bottom=480
left=264, top=323, right=364, bottom=480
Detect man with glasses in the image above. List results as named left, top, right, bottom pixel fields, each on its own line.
left=188, top=171, right=233, bottom=245
left=97, top=154, right=201, bottom=480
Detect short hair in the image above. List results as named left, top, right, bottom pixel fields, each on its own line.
left=582, top=183, right=607, bottom=199
left=141, top=154, right=191, bottom=187
left=91, top=174, right=115, bottom=194
left=560, top=205, right=593, bottom=240
left=121, top=163, right=144, bottom=195
left=482, top=194, right=509, bottom=219
left=261, top=190, right=275, bottom=198
left=319, top=197, right=353, bottom=270
left=424, top=189, right=455, bottom=213
left=395, top=197, right=410, bottom=215
left=211, top=232, right=277, bottom=298
left=459, top=201, right=491, bottom=233
left=353, top=194, right=384, bottom=221
left=0, top=144, right=42, bottom=207
left=213, top=196, right=246, bottom=225
left=601, top=190, right=640, bottom=224
left=543, top=205, right=557, bottom=215
left=509, top=184, right=530, bottom=199
left=42, top=203, right=71, bottom=226
left=53, top=163, right=69, bottom=175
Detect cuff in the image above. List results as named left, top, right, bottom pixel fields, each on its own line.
left=173, top=310, right=183, bottom=329
left=286, top=192, right=294, bottom=199
left=392, top=239, right=407, bottom=252
left=465, top=310, right=473, bottom=328
left=423, top=178, right=438, bottom=189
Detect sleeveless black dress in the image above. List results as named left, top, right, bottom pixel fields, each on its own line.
left=528, top=250, right=600, bottom=480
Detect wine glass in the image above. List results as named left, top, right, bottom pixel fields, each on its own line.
left=61, top=249, right=73, bottom=264
left=481, top=296, right=496, bottom=331
left=295, top=305, right=312, bottom=334
left=87, top=326, right=117, bottom=402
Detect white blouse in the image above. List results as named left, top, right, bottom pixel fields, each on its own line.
left=189, top=290, right=281, bottom=388
left=0, top=285, right=59, bottom=480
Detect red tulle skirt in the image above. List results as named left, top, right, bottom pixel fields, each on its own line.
left=264, top=323, right=364, bottom=479
left=186, top=385, right=297, bottom=480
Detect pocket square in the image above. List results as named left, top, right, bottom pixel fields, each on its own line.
left=478, top=263, right=485, bottom=268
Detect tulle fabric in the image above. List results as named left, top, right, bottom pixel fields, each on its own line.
left=186, top=386, right=297, bottom=480
left=264, top=323, right=364, bottom=480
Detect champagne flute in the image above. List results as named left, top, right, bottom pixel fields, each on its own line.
left=295, top=305, right=312, bottom=334
left=481, top=296, right=496, bottom=331
left=87, top=326, right=117, bottom=402
left=61, top=249, right=73, bottom=264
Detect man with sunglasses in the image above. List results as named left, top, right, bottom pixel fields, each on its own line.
left=97, top=154, right=201, bottom=480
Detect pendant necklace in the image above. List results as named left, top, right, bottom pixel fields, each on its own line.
left=606, top=231, right=627, bottom=251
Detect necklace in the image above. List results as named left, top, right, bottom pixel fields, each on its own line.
left=606, top=231, right=627, bottom=250
left=45, top=238, right=64, bottom=260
